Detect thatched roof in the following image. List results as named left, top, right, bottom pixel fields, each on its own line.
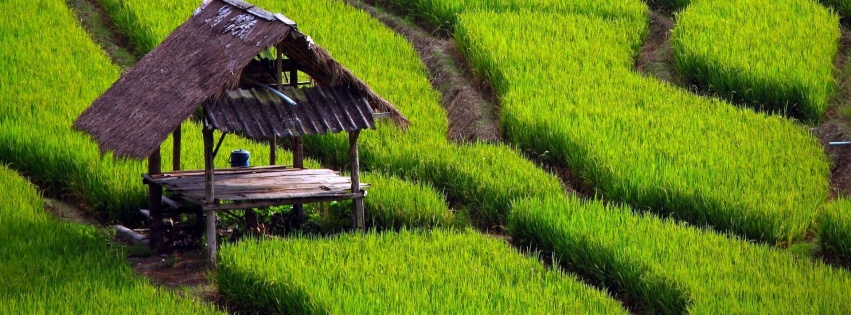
left=74, top=0, right=407, bottom=160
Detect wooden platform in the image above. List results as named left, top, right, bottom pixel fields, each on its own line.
left=145, top=165, right=367, bottom=211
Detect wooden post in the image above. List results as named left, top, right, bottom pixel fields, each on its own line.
left=349, top=131, right=364, bottom=230
left=292, top=136, right=304, bottom=224
left=271, top=47, right=283, bottom=166
left=270, top=138, right=277, bottom=165
left=172, top=126, right=181, bottom=171
left=148, top=148, right=163, bottom=250
left=203, top=126, right=217, bottom=268
left=290, top=61, right=298, bottom=86
left=287, top=55, right=306, bottom=224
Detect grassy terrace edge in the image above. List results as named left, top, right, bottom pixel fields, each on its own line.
left=510, top=195, right=851, bottom=314
left=820, top=199, right=851, bottom=265
left=217, top=230, right=628, bottom=314
left=0, top=165, right=220, bottom=313
left=670, top=0, right=840, bottom=121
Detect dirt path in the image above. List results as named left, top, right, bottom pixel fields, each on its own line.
left=635, top=10, right=682, bottom=86
left=66, top=0, right=139, bottom=69
left=813, top=26, right=851, bottom=199
left=348, top=0, right=502, bottom=143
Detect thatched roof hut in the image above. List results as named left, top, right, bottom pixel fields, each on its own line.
left=73, top=0, right=407, bottom=265
left=74, top=0, right=407, bottom=160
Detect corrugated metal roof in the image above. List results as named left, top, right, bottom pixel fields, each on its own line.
left=204, top=86, right=376, bottom=139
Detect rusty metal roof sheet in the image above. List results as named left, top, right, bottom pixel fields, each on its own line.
left=204, top=86, right=376, bottom=139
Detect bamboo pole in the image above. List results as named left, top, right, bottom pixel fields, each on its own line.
left=203, top=126, right=217, bottom=268
left=349, top=131, right=364, bottom=230
left=148, top=148, right=163, bottom=251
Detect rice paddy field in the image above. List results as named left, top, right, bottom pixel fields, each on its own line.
left=2, top=0, right=851, bottom=313
left=455, top=5, right=828, bottom=244
left=217, top=230, right=627, bottom=314
left=671, top=0, right=839, bottom=120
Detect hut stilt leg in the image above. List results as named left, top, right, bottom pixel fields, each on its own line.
left=292, top=136, right=304, bottom=225
left=148, top=148, right=163, bottom=251
left=203, top=127, right=217, bottom=268
left=349, top=131, right=364, bottom=230
left=172, top=126, right=181, bottom=171
left=270, top=136, right=276, bottom=166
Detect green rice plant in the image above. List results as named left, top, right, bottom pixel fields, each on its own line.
left=455, top=10, right=830, bottom=244
left=0, top=165, right=221, bottom=313
left=510, top=195, right=851, bottom=314
left=820, top=199, right=851, bottom=264
left=370, top=0, right=648, bottom=32
left=217, top=229, right=627, bottom=314
left=362, top=172, right=457, bottom=229
left=671, top=0, right=840, bottom=120
left=96, top=0, right=566, bottom=227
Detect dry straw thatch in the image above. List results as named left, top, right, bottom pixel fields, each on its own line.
left=74, top=0, right=407, bottom=160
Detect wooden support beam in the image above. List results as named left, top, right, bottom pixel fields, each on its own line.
left=287, top=56, right=304, bottom=225
left=205, top=192, right=364, bottom=211
left=290, top=61, right=298, bottom=87
left=203, top=126, right=217, bottom=268
left=270, top=138, right=277, bottom=166
left=173, top=126, right=182, bottom=171
left=292, top=136, right=304, bottom=224
left=349, top=131, right=364, bottom=230
left=272, top=47, right=283, bottom=166
left=148, top=148, right=163, bottom=251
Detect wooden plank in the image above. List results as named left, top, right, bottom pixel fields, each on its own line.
left=158, top=179, right=365, bottom=195
left=173, top=165, right=314, bottom=176
left=208, top=192, right=365, bottom=211
left=153, top=169, right=342, bottom=184
left=162, top=176, right=366, bottom=188
left=162, top=195, right=180, bottom=209
left=152, top=165, right=296, bottom=178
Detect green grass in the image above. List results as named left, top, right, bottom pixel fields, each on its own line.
left=510, top=195, right=851, bottom=314
left=371, top=0, right=647, bottom=32
left=0, top=165, right=221, bottom=314
left=456, top=10, right=829, bottom=244
left=671, top=0, right=840, bottom=120
left=820, top=199, right=851, bottom=264
left=217, top=229, right=627, bottom=314
left=362, top=173, right=457, bottom=229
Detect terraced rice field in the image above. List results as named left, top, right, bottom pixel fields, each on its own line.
left=2, top=0, right=851, bottom=313
left=218, top=230, right=627, bottom=314
left=671, top=0, right=839, bottom=120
